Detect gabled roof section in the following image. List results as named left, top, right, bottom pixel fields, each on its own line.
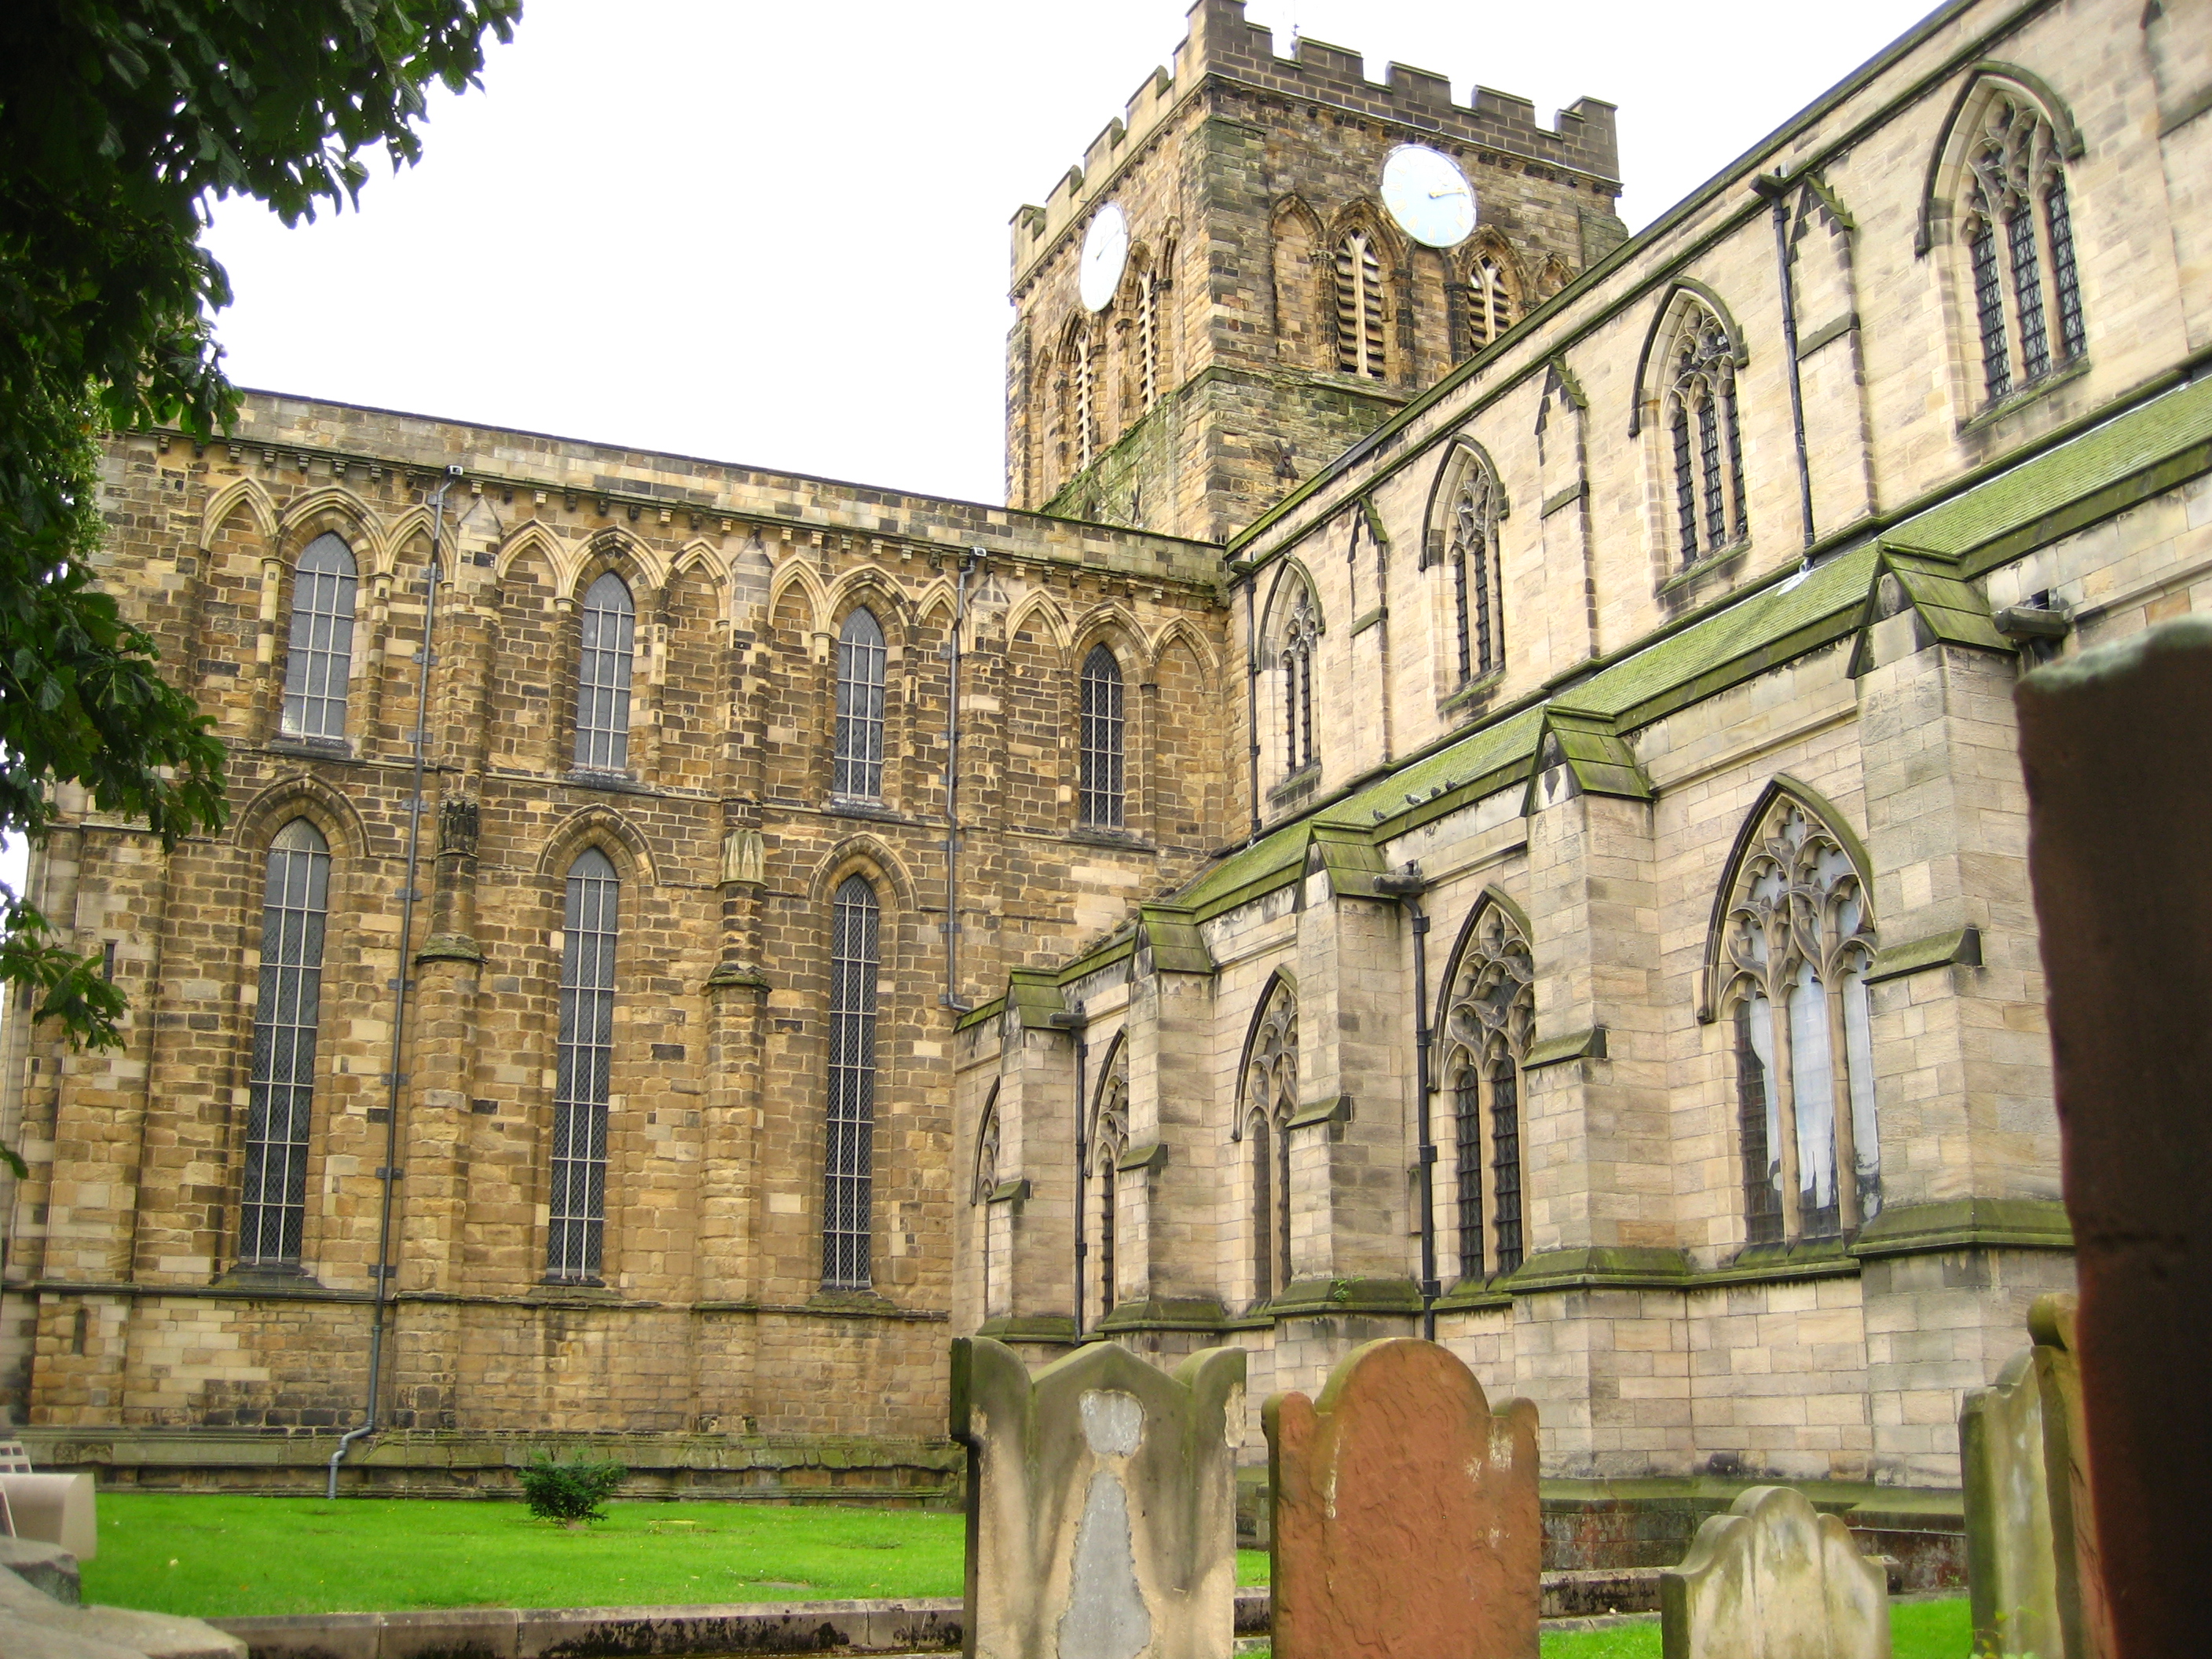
left=1137, top=904, right=1214, bottom=975
left=1846, top=547, right=2010, bottom=676
left=1523, top=705, right=1654, bottom=812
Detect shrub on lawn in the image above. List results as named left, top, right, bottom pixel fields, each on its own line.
left=518, top=1448, right=628, bottom=1524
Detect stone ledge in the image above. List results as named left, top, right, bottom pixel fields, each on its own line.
left=1265, top=1276, right=1424, bottom=1319
left=1848, top=1197, right=2072, bottom=1258
left=1503, top=1247, right=1692, bottom=1293
left=1095, top=1295, right=1230, bottom=1335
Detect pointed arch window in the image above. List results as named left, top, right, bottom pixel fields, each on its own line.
left=1664, top=306, right=1749, bottom=565
left=575, top=573, right=635, bottom=772
left=824, top=874, right=881, bottom=1290
left=1280, top=591, right=1319, bottom=775
left=1242, top=981, right=1298, bottom=1305
left=240, top=819, right=332, bottom=1268
left=1716, top=795, right=1881, bottom=1244
left=1069, top=320, right=1099, bottom=471
left=1079, top=645, right=1126, bottom=828
left=1959, top=91, right=2087, bottom=405
left=280, top=533, right=357, bottom=740
left=973, top=1096, right=1002, bottom=1321
left=1090, top=1048, right=1130, bottom=1326
left=1137, top=269, right=1162, bottom=413
left=1465, top=255, right=1517, bottom=355
left=548, top=847, right=618, bottom=1282
left=1441, top=903, right=1534, bottom=1280
left=1448, top=456, right=1505, bottom=683
left=834, top=608, right=887, bottom=800
left=1335, top=232, right=1386, bottom=379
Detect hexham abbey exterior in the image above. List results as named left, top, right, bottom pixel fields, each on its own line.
left=5, top=0, right=2209, bottom=1506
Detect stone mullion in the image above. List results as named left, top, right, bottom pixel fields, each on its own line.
left=1767, top=969, right=1805, bottom=1242
left=1826, top=972, right=1864, bottom=1234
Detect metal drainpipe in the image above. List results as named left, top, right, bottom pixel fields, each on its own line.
left=331, top=463, right=458, bottom=1499
left=1374, top=864, right=1438, bottom=1341
left=943, top=549, right=980, bottom=1014
left=1756, top=174, right=1818, bottom=552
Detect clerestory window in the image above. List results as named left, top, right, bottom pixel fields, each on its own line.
left=1280, top=592, right=1319, bottom=775
left=833, top=608, right=887, bottom=800
left=1449, top=456, right=1505, bottom=683
left=1664, top=306, right=1749, bottom=565
left=1960, top=92, right=2086, bottom=406
left=1079, top=644, right=1126, bottom=828
left=280, top=533, right=357, bottom=740
left=575, top=573, right=635, bottom=772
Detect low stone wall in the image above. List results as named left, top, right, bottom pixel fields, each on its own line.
left=13, top=1429, right=965, bottom=1505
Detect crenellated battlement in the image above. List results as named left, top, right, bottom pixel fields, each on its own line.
left=1010, top=0, right=1620, bottom=287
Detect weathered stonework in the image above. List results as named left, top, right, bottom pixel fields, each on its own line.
left=1660, top=1485, right=1888, bottom=1659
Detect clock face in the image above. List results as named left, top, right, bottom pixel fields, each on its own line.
left=1079, top=203, right=1130, bottom=313
left=1381, top=145, right=1477, bottom=248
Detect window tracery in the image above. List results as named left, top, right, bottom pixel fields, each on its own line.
left=1242, top=980, right=1298, bottom=1305
left=1716, top=795, right=1881, bottom=1244
left=1664, top=305, right=1749, bottom=565
left=1335, top=232, right=1386, bottom=379
left=1079, top=644, right=1126, bottom=828
left=1441, top=903, right=1534, bottom=1280
left=1959, top=92, right=2086, bottom=405
left=280, top=533, right=357, bottom=741
left=240, top=818, right=331, bottom=1268
left=1448, top=455, right=1505, bottom=684
left=1090, top=1047, right=1129, bottom=1324
left=1280, top=591, right=1319, bottom=776
left=548, top=846, right=618, bottom=1282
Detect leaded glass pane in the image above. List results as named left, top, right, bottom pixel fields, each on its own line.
left=1490, top=1059, right=1523, bottom=1274
left=833, top=610, right=887, bottom=800
left=1079, top=645, right=1125, bottom=827
left=822, top=874, right=880, bottom=1289
left=1789, top=963, right=1840, bottom=1238
left=1454, top=1070, right=1483, bottom=1282
left=240, top=819, right=331, bottom=1266
left=1739, top=994, right=1785, bottom=1244
left=548, top=847, right=618, bottom=1280
left=575, top=573, right=635, bottom=772
left=280, top=534, right=357, bottom=740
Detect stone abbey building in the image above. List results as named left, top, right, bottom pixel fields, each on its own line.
left=3, top=0, right=2207, bottom=1500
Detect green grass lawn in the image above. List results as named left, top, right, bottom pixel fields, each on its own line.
left=85, top=1493, right=1969, bottom=1659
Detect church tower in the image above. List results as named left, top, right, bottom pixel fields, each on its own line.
left=1005, top=0, right=1627, bottom=544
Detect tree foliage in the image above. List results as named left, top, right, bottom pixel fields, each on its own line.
left=0, top=2, right=520, bottom=1101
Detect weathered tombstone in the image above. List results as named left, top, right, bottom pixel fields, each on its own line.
left=1960, top=1292, right=2113, bottom=1659
left=2016, top=617, right=2212, bottom=1659
left=952, top=1335, right=1244, bottom=1659
left=1264, top=1336, right=1539, bottom=1659
left=1661, top=1485, right=1888, bottom=1659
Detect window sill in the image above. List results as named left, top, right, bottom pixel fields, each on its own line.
left=266, top=734, right=353, bottom=761
left=1439, top=668, right=1506, bottom=720
left=1658, top=540, right=1752, bottom=606
left=1069, top=825, right=1150, bottom=851
left=1269, top=764, right=1321, bottom=805
left=563, top=768, right=650, bottom=795
left=824, top=797, right=906, bottom=824
left=1958, top=354, right=2092, bottom=438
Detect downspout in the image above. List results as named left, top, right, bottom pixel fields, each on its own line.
left=331, top=463, right=458, bottom=1499
left=1374, top=864, right=1437, bottom=1341
left=1230, top=561, right=1261, bottom=843
left=943, top=549, right=980, bottom=1014
left=1757, top=174, right=1818, bottom=552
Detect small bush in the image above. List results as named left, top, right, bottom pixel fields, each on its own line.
left=518, top=1448, right=628, bottom=1524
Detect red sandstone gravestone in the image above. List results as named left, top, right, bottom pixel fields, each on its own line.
left=1265, top=1337, right=1540, bottom=1659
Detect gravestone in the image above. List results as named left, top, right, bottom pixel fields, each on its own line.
left=952, top=1335, right=1244, bottom=1659
left=2016, top=616, right=2212, bottom=1659
left=1960, top=1292, right=2112, bottom=1659
left=1264, top=1337, right=1540, bottom=1659
left=1660, top=1485, right=1888, bottom=1659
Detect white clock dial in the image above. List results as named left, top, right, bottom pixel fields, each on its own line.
left=1079, top=203, right=1130, bottom=313
left=1381, top=145, right=1477, bottom=249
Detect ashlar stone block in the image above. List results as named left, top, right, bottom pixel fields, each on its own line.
left=952, top=1335, right=1244, bottom=1659
left=1660, top=1485, right=1888, bottom=1659
left=1264, top=1337, right=1540, bottom=1659
left=1959, top=1293, right=2112, bottom=1659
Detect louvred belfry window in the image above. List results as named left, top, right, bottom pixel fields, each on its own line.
left=1335, top=233, right=1386, bottom=379
left=1466, top=255, right=1516, bottom=355
left=1960, top=91, right=2089, bottom=406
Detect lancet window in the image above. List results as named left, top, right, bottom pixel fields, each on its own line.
left=574, top=573, right=635, bottom=772
left=823, top=873, right=881, bottom=1290
left=280, top=533, right=357, bottom=740
left=1070, top=320, right=1099, bottom=470
left=239, top=819, right=332, bottom=1268
left=833, top=608, right=887, bottom=800
left=1664, top=305, right=1749, bottom=565
left=1280, top=591, right=1319, bottom=775
left=1335, top=233, right=1386, bottom=379
left=548, top=847, right=618, bottom=1282
left=1959, top=92, right=2086, bottom=405
left=973, top=1095, right=1001, bottom=1320
left=1079, top=644, right=1126, bottom=828
left=1090, top=1046, right=1130, bottom=1325
left=1441, top=903, right=1534, bottom=1280
left=1716, top=794, right=1882, bottom=1245
left=1448, top=454, right=1505, bottom=684
left=1242, top=980, right=1298, bottom=1305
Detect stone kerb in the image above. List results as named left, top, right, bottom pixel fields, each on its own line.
left=1659, top=1486, right=1888, bottom=1659
left=1959, top=1292, right=2111, bottom=1659
left=951, top=1336, right=1245, bottom=1659
left=1263, top=1337, right=1540, bottom=1659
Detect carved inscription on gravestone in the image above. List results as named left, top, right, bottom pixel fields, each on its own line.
left=1661, top=1485, right=1888, bottom=1659
left=1265, top=1337, right=1540, bottom=1659
left=952, top=1335, right=1243, bottom=1659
